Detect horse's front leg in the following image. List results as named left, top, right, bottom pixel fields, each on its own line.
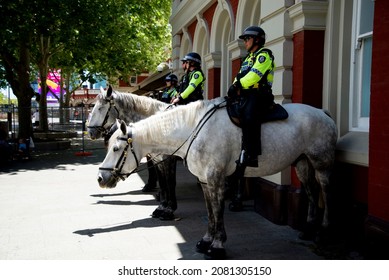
left=165, top=156, right=177, bottom=211
left=197, top=179, right=227, bottom=259
left=151, top=164, right=169, bottom=219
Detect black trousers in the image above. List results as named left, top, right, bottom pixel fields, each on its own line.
left=240, top=89, right=274, bottom=157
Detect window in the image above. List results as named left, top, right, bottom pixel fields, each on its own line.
left=130, top=76, right=137, bottom=86
left=350, top=0, right=374, bottom=131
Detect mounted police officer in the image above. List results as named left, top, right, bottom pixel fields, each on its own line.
left=228, top=26, right=275, bottom=168
left=172, top=52, right=205, bottom=105
left=161, top=74, right=178, bottom=103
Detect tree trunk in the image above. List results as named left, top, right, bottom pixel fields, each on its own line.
left=37, top=35, right=52, bottom=132
left=1, top=34, right=35, bottom=140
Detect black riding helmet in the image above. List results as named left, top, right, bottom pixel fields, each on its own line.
left=239, top=26, right=266, bottom=47
left=165, top=74, right=178, bottom=83
left=181, top=52, right=201, bottom=66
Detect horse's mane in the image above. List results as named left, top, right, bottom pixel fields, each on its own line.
left=113, top=91, right=168, bottom=116
left=133, top=98, right=225, bottom=144
left=96, top=90, right=169, bottom=122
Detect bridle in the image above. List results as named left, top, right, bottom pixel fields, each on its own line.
left=98, top=128, right=140, bottom=181
left=87, top=96, right=119, bottom=137
left=98, top=99, right=228, bottom=182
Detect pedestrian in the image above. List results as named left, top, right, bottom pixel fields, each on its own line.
left=171, top=52, right=205, bottom=105
left=228, top=25, right=275, bottom=167
left=33, top=109, right=40, bottom=127
left=0, top=128, right=13, bottom=164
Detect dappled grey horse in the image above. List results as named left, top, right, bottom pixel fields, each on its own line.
left=87, top=86, right=178, bottom=219
left=97, top=97, right=338, bottom=259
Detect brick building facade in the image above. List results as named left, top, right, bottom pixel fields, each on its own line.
left=170, top=0, right=389, bottom=245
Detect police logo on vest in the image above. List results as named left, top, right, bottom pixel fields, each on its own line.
left=194, top=73, right=199, bottom=79
left=259, top=56, right=266, bottom=63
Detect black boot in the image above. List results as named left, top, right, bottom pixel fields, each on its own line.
left=243, top=154, right=258, bottom=167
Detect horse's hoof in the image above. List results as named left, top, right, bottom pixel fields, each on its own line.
left=204, top=247, right=226, bottom=260
left=196, top=239, right=212, bottom=253
left=159, top=211, right=175, bottom=221
left=229, top=200, right=243, bottom=212
left=151, top=208, right=164, bottom=218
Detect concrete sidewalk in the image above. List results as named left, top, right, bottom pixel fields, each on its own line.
left=0, top=137, right=323, bottom=260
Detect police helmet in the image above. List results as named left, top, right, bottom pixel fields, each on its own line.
left=239, top=26, right=266, bottom=44
left=165, top=74, right=178, bottom=83
left=181, top=52, right=201, bottom=65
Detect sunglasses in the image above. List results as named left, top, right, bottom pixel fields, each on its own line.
left=243, top=36, right=253, bottom=42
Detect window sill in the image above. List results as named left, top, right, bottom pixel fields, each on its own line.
left=336, top=131, right=369, bottom=167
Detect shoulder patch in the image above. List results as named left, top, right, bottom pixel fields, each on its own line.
left=258, top=56, right=266, bottom=63
left=194, top=73, right=199, bottom=79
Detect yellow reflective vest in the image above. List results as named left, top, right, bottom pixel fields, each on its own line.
left=235, top=47, right=275, bottom=89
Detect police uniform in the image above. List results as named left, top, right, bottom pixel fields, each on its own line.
left=161, top=87, right=177, bottom=104
left=236, top=47, right=275, bottom=163
left=177, top=68, right=205, bottom=104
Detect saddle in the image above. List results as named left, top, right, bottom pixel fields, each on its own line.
left=226, top=97, right=288, bottom=127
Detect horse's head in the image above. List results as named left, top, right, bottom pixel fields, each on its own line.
left=87, top=85, right=119, bottom=140
left=97, top=119, right=140, bottom=189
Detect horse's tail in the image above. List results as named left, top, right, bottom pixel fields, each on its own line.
left=322, top=109, right=333, bottom=119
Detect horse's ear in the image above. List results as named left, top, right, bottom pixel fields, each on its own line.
left=100, top=86, right=105, bottom=95
left=107, top=85, right=113, bottom=98
left=119, top=119, right=127, bottom=135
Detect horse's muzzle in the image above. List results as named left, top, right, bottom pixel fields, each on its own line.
left=97, top=172, right=118, bottom=189
left=87, top=128, right=102, bottom=140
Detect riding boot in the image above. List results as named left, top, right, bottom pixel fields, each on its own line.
left=241, top=124, right=260, bottom=168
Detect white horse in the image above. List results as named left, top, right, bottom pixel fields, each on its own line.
left=87, top=86, right=179, bottom=219
left=97, top=97, right=338, bottom=259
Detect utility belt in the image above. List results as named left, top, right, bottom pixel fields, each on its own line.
left=240, top=84, right=272, bottom=96
left=239, top=86, right=274, bottom=108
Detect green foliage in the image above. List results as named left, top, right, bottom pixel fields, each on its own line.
left=1, top=0, right=172, bottom=85
left=0, top=0, right=172, bottom=136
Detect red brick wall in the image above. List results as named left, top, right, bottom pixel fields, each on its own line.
left=231, top=58, right=241, bottom=80
left=187, top=20, right=197, bottom=43
left=229, top=0, right=239, bottom=17
left=368, top=0, right=389, bottom=221
left=203, top=2, right=217, bottom=31
left=207, top=68, right=221, bottom=98
left=137, top=76, right=147, bottom=83
left=292, top=30, right=324, bottom=108
left=118, top=79, right=129, bottom=87
left=291, top=30, right=325, bottom=188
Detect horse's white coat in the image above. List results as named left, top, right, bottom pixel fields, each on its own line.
left=98, top=97, right=338, bottom=257
left=88, top=87, right=178, bottom=213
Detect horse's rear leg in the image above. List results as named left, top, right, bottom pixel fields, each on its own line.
left=295, top=158, right=320, bottom=222
left=165, top=156, right=178, bottom=211
left=294, top=158, right=322, bottom=239
left=315, top=169, right=331, bottom=228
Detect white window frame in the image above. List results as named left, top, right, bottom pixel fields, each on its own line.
left=349, top=0, right=374, bottom=132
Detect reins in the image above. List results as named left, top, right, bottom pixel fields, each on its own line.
left=99, top=99, right=227, bottom=181
left=183, top=100, right=227, bottom=166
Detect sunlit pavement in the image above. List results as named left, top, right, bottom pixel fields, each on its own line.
left=0, top=137, right=321, bottom=260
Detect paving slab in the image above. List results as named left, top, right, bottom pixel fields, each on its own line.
left=0, top=137, right=322, bottom=260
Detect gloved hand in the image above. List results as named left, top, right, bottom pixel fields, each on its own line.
left=227, top=84, right=238, bottom=98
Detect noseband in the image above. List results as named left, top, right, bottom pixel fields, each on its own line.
left=87, top=97, right=119, bottom=136
left=98, top=130, right=140, bottom=181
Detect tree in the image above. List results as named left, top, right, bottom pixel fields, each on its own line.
left=0, top=0, right=172, bottom=139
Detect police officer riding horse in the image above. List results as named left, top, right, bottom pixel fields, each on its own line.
left=227, top=25, right=276, bottom=211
